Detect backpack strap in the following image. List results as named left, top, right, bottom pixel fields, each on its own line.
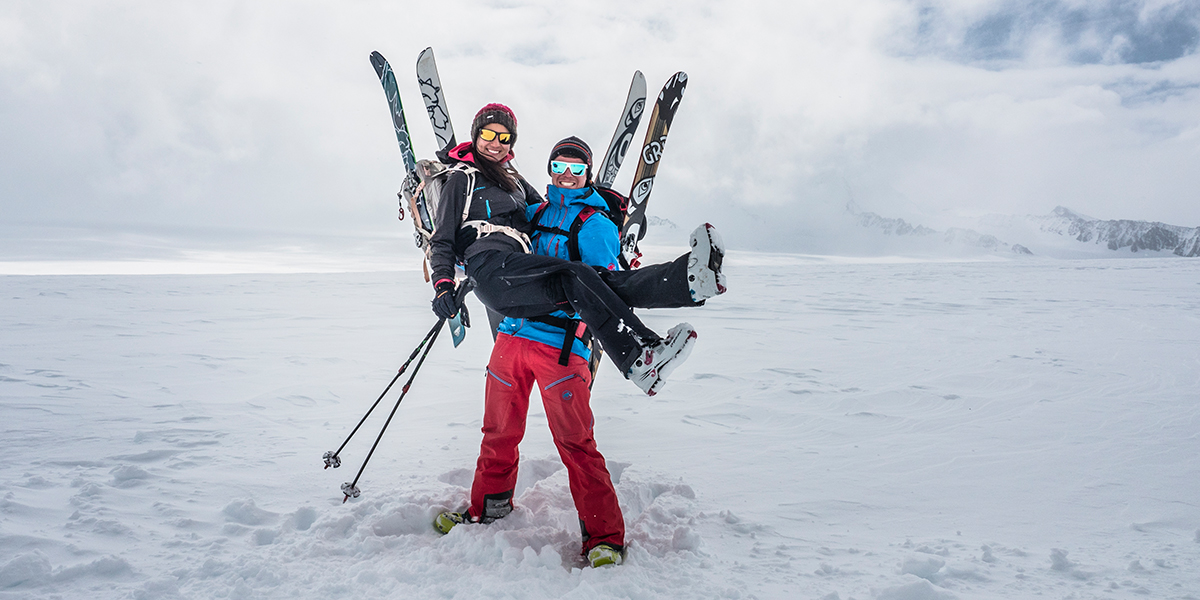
left=465, top=221, right=532, bottom=252
left=530, top=202, right=588, bottom=261
left=530, top=205, right=601, bottom=262
left=531, top=201, right=549, bottom=223
left=458, top=163, right=533, bottom=252
left=450, top=163, right=477, bottom=224
left=526, top=315, right=592, bottom=366
left=566, top=206, right=599, bottom=263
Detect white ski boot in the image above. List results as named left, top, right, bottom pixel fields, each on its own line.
left=688, top=223, right=727, bottom=301
left=626, top=323, right=698, bottom=396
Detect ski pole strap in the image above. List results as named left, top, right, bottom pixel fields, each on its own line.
left=527, top=315, right=591, bottom=366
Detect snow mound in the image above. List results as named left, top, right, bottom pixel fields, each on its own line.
left=135, top=461, right=744, bottom=599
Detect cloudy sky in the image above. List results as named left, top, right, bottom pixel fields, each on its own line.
left=2, top=0, right=1198, bottom=256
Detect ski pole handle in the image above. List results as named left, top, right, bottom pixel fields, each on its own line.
left=453, top=279, right=474, bottom=306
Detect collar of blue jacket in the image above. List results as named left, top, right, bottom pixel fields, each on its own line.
left=544, top=185, right=608, bottom=210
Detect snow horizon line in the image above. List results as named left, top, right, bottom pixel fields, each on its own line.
left=0, top=246, right=1182, bottom=277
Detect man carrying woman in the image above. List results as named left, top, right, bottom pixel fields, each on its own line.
left=429, top=105, right=726, bottom=567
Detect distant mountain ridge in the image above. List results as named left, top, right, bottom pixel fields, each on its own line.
left=850, top=205, right=1032, bottom=254
left=1031, top=206, right=1200, bottom=257
left=851, top=203, right=1200, bottom=257
left=647, top=216, right=678, bottom=230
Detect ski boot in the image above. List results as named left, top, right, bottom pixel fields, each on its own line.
left=587, top=543, right=624, bottom=568
left=687, top=223, right=727, bottom=301
left=627, top=323, right=697, bottom=396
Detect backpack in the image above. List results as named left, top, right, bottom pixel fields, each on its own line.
left=595, top=186, right=633, bottom=269
left=399, top=159, right=477, bottom=251
left=593, top=186, right=629, bottom=226
left=398, top=159, right=478, bottom=280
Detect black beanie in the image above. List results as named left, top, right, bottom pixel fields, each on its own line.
left=547, top=136, right=593, bottom=182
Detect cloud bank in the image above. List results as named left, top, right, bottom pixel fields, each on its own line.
left=1, top=0, right=1198, bottom=256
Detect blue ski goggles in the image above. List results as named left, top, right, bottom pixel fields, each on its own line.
left=550, top=161, right=587, bottom=176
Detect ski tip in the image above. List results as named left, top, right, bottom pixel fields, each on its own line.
left=662, top=71, right=687, bottom=89
left=416, top=47, right=435, bottom=71
left=369, top=51, right=387, bottom=76
left=632, top=71, right=647, bottom=93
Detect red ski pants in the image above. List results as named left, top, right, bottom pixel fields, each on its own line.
left=470, top=333, right=625, bottom=551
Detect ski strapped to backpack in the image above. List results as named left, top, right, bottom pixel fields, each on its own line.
left=416, top=47, right=457, bottom=153
left=370, top=51, right=430, bottom=245
left=415, top=49, right=532, bottom=257
left=596, top=71, right=647, bottom=189
left=622, top=72, right=688, bottom=268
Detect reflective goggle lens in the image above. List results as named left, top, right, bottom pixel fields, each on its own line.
left=550, top=161, right=587, bottom=176
left=478, top=129, right=513, bottom=144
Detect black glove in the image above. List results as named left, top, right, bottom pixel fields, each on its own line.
left=431, top=280, right=458, bottom=320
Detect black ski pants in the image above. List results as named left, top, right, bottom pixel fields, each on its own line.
left=466, top=250, right=681, bottom=374
left=477, top=252, right=701, bottom=345
left=597, top=253, right=698, bottom=309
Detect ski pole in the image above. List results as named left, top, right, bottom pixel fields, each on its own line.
left=322, top=317, right=444, bottom=470
left=323, top=281, right=474, bottom=470
left=341, top=317, right=445, bottom=502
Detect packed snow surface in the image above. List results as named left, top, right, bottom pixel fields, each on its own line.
left=2, top=251, right=1198, bottom=599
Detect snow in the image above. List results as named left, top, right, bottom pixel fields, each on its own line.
left=2, top=250, right=1199, bottom=599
